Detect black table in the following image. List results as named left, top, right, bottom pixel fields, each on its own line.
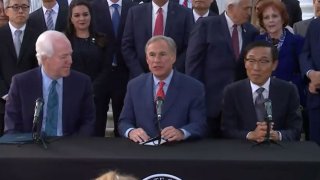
left=0, top=137, right=320, bottom=180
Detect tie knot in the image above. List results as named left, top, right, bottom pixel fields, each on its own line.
left=256, top=87, right=264, bottom=95
left=157, top=8, right=162, bottom=14
left=111, top=4, right=119, bottom=10
left=46, top=9, right=53, bottom=15
left=14, top=30, right=22, bottom=36
left=159, top=81, right=165, bottom=88
left=51, top=80, right=57, bottom=87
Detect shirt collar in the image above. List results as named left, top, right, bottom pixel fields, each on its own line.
left=193, top=9, right=210, bottom=21
left=152, top=0, right=169, bottom=14
left=107, top=0, right=122, bottom=7
left=250, top=78, right=270, bottom=94
left=153, top=69, right=173, bottom=87
left=41, top=66, right=63, bottom=88
left=42, top=2, right=59, bottom=14
left=8, top=22, right=26, bottom=34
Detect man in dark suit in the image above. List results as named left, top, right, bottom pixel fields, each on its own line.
left=0, top=0, right=39, bottom=136
left=293, top=0, right=320, bottom=37
left=4, top=30, right=95, bottom=136
left=281, top=0, right=302, bottom=27
left=91, top=0, right=136, bottom=137
left=191, top=0, right=217, bottom=23
left=222, top=41, right=302, bottom=142
left=300, top=18, right=320, bottom=145
left=28, top=0, right=68, bottom=33
left=186, top=0, right=258, bottom=137
left=122, top=0, right=193, bottom=78
left=118, top=36, right=207, bottom=143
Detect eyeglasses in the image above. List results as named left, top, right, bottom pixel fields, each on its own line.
left=7, top=5, right=30, bottom=12
left=245, top=58, right=272, bottom=66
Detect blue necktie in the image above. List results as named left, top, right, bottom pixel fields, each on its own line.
left=13, top=30, right=22, bottom=57
left=111, top=4, right=120, bottom=36
left=46, top=9, right=54, bottom=30
left=45, top=80, right=58, bottom=136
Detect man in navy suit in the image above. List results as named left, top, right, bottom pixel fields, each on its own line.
left=122, top=0, right=193, bottom=78
left=191, top=0, right=217, bottom=23
left=186, top=0, right=258, bottom=137
left=0, top=0, right=39, bottom=136
left=118, top=36, right=207, bottom=143
left=300, top=18, right=320, bottom=144
left=91, top=0, right=136, bottom=137
left=28, top=0, right=68, bottom=33
left=4, top=30, right=95, bottom=136
left=222, top=41, right=302, bottom=142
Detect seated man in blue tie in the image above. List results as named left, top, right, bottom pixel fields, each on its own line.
left=221, top=41, right=302, bottom=142
left=4, top=30, right=95, bottom=136
left=118, top=36, right=207, bottom=143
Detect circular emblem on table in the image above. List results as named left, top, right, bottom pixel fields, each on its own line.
left=143, top=173, right=181, bottom=180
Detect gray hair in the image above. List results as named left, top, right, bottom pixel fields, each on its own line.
left=35, top=30, right=70, bottom=65
left=225, top=0, right=242, bottom=9
left=3, top=0, right=30, bottom=9
left=145, top=35, right=177, bottom=55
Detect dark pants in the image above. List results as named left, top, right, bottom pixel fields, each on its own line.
left=207, top=113, right=222, bottom=138
left=95, top=67, right=128, bottom=137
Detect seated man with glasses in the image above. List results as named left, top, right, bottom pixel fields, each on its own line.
left=221, top=41, right=302, bottom=142
left=0, top=0, right=39, bottom=136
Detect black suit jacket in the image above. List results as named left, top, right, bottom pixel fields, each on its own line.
left=221, top=78, right=302, bottom=141
left=282, top=0, right=302, bottom=27
left=91, top=0, right=136, bottom=70
left=28, top=3, right=68, bottom=33
left=0, top=23, right=39, bottom=103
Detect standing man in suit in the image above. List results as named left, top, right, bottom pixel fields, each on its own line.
left=300, top=18, right=320, bottom=145
left=28, top=0, right=68, bottom=34
left=91, top=0, right=136, bottom=137
left=0, top=0, right=8, bottom=27
left=281, top=0, right=302, bottom=27
left=118, top=36, right=207, bottom=143
left=4, top=30, right=95, bottom=136
left=122, top=0, right=193, bottom=78
left=186, top=0, right=258, bottom=138
left=293, top=0, right=320, bottom=37
left=0, top=0, right=39, bottom=136
left=192, top=0, right=217, bottom=23
left=222, top=41, right=302, bottom=142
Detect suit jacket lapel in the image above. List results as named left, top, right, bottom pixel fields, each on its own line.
left=164, top=2, right=174, bottom=36
left=147, top=3, right=152, bottom=37
left=105, top=0, right=116, bottom=38
left=18, top=24, right=32, bottom=62
left=145, top=74, right=156, bottom=123
left=162, top=71, right=178, bottom=116
left=55, top=5, right=68, bottom=31
left=220, top=14, right=234, bottom=58
left=3, top=24, right=18, bottom=61
left=119, top=0, right=130, bottom=37
left=244, top=79, right=257, bottom=123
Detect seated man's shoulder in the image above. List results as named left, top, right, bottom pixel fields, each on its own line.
left=69, top=70, right=91, bottom=82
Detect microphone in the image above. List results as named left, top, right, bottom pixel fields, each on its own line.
left=32, top=98, right=44, bottom=134
left=156, top=96, right=164, bottom=120
left=264, top=99, right=272, bottom=121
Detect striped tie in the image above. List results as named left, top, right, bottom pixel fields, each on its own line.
left=13, top=30, right=22, bottom=57
left=46, top=9, right=54, bottom=30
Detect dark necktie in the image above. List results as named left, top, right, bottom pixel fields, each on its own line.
left=153, top=8, right=163, bottom=36
left=45, top=80, right=58, bottom=136
left=46, top=9, right=54, bottom=30
left=255, top=87, right=266, bottom=122
left=232, top=24, right=240, bottom=59
left=13, top=30, right=22, bottom=57
left=111, top=4, right=120, bottom=36
left=156, top=81, right=165, bottom=100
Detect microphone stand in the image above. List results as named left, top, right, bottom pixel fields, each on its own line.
left=253, top=116, right=282, bottom=148
left=32, top=119, right=48, bottom=149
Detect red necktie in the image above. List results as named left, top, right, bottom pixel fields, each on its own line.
left=232, top=24, right=240, bottom=60
left=154, top=8, right=163, bottom=36
left=182, top=0, right=188, bottom=7
left=156, top=81, right=165, bottom=100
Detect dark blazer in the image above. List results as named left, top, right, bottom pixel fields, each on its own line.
left=0, top=23, right=39, bottom=112
left=282, top=0, right=302, bottom=27
left=118, top=71, right=207, bottom=138
left=300, top=18, right=320, bottom=109
left=256, top=29, right=305, bottom=106
left=169, top=0, right=219, bottom=15
left=28, top=2, right=68, bottom=33
left=4, top=68, right=95, bottom=136
left=293, top=18, right=313, bottom=37
left=91, top=0, right=136, bottom=71
left=192, top=10, right=217, bottom=24
left=221, top=78, right=302, bottom=141
left=122, top=1, right=193, bottom=78
left=186, top=14, right=258, bottom=118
